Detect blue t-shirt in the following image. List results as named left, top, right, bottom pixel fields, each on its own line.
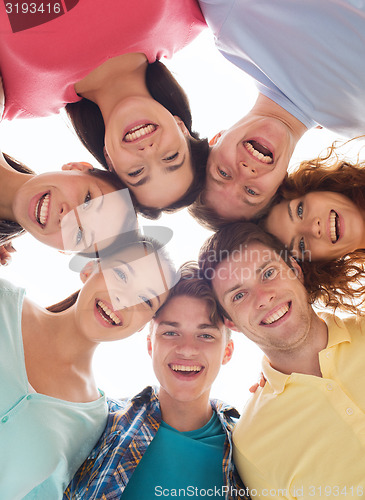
left=0, top=279, right=108, bottom=500
left=200, top=0, right=365, bottom=137
left=123, top=412, right=226, bottom=498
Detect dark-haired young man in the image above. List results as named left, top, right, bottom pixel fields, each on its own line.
left=195, top=0, right=365, bottom=224
left=64, top=263, right=249, bottom=500
left=199, top=222, right=365, bottom=499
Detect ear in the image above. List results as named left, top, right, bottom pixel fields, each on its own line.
left=289, top=257, right=304, bottom=283
left=80, top=260, right=98, bottom=283
left=61, top=162, right=94, bottom=172
left=224, top=317, right=240, bottom=332
left=147, top=335, right=152, bottom=357
left=222, top=340, right=234, bottom=365
left=209, top=131, right=225, bottom=146
left=103, top=147, right=115, bottom=172
left=174, top=116, right=190, bottom=136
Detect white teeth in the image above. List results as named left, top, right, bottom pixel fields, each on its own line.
left=243, top=141, right=273, bottom=164
left=262, top=304, right=290, bottom=325
left=330, top=210, right=339, bottom=243
left=35, top=193, right=50, bottom=226
left=97, top=300, right=121, bottom=325
left=170, top=364, right=202, bottom=373
left=124, top=124, right=155, bottom=142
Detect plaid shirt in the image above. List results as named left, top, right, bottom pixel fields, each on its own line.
left=64, top=386, right=249, bottom=500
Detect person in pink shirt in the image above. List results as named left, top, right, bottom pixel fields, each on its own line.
left=0, top=0, right=208, bottom=215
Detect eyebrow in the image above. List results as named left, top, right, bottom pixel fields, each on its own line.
left=126, top=155, right=186, bottom=188
left=287, top=202, right=295, bottom=251
left=149, top=288, right=161, bottom=307
left=158, top=320, right=218, bottom=329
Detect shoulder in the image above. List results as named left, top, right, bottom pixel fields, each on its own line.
left=210, top=398, right=240, bottom=429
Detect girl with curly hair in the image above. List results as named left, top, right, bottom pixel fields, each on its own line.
left=262, top=140, right=365, bottom=314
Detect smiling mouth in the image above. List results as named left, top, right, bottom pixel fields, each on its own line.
left=261, top=302, right=291, bottom=325
left=244, top=140, right=273, bottom=164
left=123, top=123, right=157, bottom=142
left=96, top=300, right=121, bottom=326
left=329, top=210, right=340, bottom=243
left=35, top=193, right=50, bottom=227
left=169, top=364, right=203, bottom=376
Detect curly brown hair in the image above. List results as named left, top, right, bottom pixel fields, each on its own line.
left=262, top=139, right=365, bottom=315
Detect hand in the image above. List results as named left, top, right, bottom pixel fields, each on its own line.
left=0, top=242, right=16, bottom=266
left=249, top=372, right=266, bottom=393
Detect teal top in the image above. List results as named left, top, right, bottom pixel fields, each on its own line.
left=0, top=279, right=108, bottom=500
left=123, top=412, right=226, bottom=498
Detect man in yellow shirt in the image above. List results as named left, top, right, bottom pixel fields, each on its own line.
left=199, top=222, right=365, bottom=500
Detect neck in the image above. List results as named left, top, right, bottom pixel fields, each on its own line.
left=158, top=390, right=213, bottom=432
left=22, top=298, right=99, bottom=402
left=265, top=313, right=328, bottom=377
left=0, top=152, right=33, bottom=221
left=75, top=53, right=150, bottom=124
left=254, top=93, right=308, bottom=141
left=25, top=298, right=98, bottom=369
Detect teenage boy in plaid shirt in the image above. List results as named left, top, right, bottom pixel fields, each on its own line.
left=64, top=262, right=249, bottom=500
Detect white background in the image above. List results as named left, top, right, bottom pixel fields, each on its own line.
left=0, top=30, right=351, bottom=410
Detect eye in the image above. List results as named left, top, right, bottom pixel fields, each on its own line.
left=164, top=152, right=178, bottom=161
left=128, top=167, right=144, bottom=177
left=297, top=201, right=304, bottom=219
left=113, top=268, right=127, bottom=283
left=246, top=187, right=257, bottom=196
left=232, top=291, right=245, bottom=302
left=83, top=191, right=92, bottom=209
left=140, top=295, right=153, bottom=309
left=199, top=333, right=215, bottom=340
left=218, top=168, right=231, bottom=179
left=298, top=237, right=306, bottom=253
left=263, top=267, right=277, bottom=280
left=162, top=331, right=178, bottom=337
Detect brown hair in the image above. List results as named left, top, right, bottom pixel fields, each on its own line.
left=66, top=61, right=209, bottom=216
left=260, top=139, right=365, bottom=315
left=0, top=154, right=34, bottom=245
left=198, top=222, right=295, bottom=320
left=154, top=261, right=229, bottom=337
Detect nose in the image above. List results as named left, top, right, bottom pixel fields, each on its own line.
left=238, top=161, right=258, bottom=177
left=255, top=287, right=276, bottom=310
left=138, top=140, right=156, bottom=152
left=175, top=338, right=199, bottom=358
left=303, top=218, right=321, bottom=239
left=59, top=202, right=70, bottom=223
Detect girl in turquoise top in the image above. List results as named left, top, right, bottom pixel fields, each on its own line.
left=0, top=236, right=174, bottom=499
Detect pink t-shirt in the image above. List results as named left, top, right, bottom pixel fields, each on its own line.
left=0, top=0, right=206, bottom=119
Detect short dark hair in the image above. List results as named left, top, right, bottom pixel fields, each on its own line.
left=153, top=261, right=230, bottom=338
left=66, top=61, right=208, bottom=215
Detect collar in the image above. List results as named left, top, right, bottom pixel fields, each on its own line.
left=318, top=312, right=352, bottom=348
left=261, top=313, right=353, bottom=395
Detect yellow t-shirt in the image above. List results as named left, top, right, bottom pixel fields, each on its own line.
left=233, top=314, right=365, bottom=499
